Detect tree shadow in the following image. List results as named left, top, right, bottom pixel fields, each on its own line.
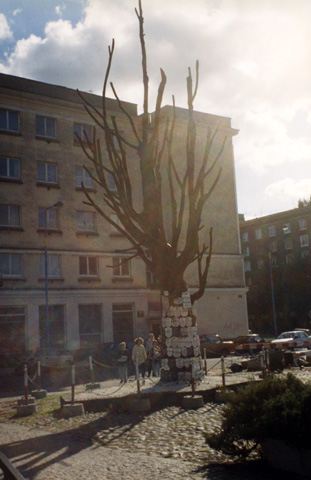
left=0, top=408, right=152, bottom=479
left=195, top=459, right=307, bottom=480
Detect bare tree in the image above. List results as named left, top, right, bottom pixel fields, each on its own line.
left=77, top=0, right=224, bottom=304
left=77, top=1, right=226, bottom=381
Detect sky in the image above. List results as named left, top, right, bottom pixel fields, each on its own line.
left=0, top=0, right=310, bottom=219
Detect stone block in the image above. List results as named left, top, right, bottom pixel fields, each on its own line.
left=85, top=382, right=101, bottom=390
left=17, top=396, right=36, bottom=406
left=60, top=403, right=84, bottom=418
left=182, top=395, right=204, bottom=409
left=129, top=398, right=151, bottom=412
left=16, top=403, right=37, bottom=417
left=32, top=389, right=48, bottom=399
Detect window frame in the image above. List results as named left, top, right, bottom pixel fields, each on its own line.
left=79, top=255, right=98, bottom=277
left=0, top=204, right=21, bottom=228
left=0, top=156, right=20, bottom=180
left=36, top=115, right=56, bottom=139
left=0, top=108, right=20, bottom=133
left=112, top=256, right=131, bottom=277
left=268, top=225, right=276, bottom=237
left=74, top=123, right=94, bottom=144
left=299, top=218, right=307, bottom=231
left=75, top=166, right=94, bottom=190
left=0, top=253, right=23, bottom=278
left=255, top=228, right=262, bottom=240
left=77, top=210, right=96, bottom=233
left=40, top=254, right=62, bottom=279
left=37, top=162, right=58, bottom=185
left=300, top=234, right=309, bottom=248
left=38, top=207, right=59, bottom=231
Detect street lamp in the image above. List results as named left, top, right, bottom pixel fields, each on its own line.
left=268, top=224, right=289, bottom=338
left=44, top=201, right=63, bottom=348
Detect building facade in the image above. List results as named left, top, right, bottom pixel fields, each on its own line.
left=0, top=73, right=248, bottom=354
left=240, top=207, right=311, bottom=334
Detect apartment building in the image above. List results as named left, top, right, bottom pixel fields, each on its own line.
left=240, top=207, right=311, bottom=333
left=0, top=73, right=248, bottom=354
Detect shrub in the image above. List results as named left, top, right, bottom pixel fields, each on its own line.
left=204, top=374, right=311, bottom=458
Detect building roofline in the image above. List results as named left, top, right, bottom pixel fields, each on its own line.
left=240, top=204, right=311, bottom=225
left=0, top=72, right=138, bottom=115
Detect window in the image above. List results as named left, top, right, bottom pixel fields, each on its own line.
left=38, top=208, right=59, bottom=230
left=108, top=172, right=117, bottom=191
left=79, top=256, right=98, bottom=276
left=74, top=124, right=94, bottom=144
left=268, top=225, right=276, bottom=237
left=244, top=260, right=251, bottom=272
left=40, top=254, right=61, bottom=278
left=300, top=235, right=309, bottom=247
left=243, top=246, right=250, bottom=256
left=270, top=240, right=278, bottom=252
left=0, top=253, right=22, bottom=277
left=112, top=303, right=134, bottom=343
left=0, top=306, right=25, bottom=352
left=299, top=218, right=307, bottom=231
left=39, top=305, right=65, bottom=347
left=113, top=256, right=130, bottom=277
left=283, top=222, right=291, bottom=234
left=257, top=259, right=264, bottom=270
left=36, top=116, right=56, bottom=139
left=75, top=167, right=94, bottom=189
left=255, top=228, right=262, bottom=240
left=0, top=157, right=20, bottom=180
left=286, top=253, right=294, bottom=264
left=0, top=205, right=21, bottom=227
left=37, top=162, right=58, bottom=184
left=79, top=304, right=102, bottom=347
left=77, top=211, right=96, bottom=232
left=285, top=238, right=293, bottom=250
left=0, top=108, right=19, bottom=133
left=271, top=256, right=278, bottom=267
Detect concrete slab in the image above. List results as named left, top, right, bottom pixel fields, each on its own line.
left=60, top=403, right=84, bottom=418
left=16, top=403, right=37, bottom=417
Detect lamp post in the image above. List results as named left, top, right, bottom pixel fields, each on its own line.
left=44, top=201, right=63, bottom=348
left=268, top=245, right=277, bottom=338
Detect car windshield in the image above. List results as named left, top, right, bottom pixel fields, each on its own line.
left=277, top=332, right=293, bottom=339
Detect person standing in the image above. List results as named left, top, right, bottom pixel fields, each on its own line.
left=117, top=342, right=130, bottom=383
left=145, top=333, right=155, bottom=377
left=149, top=339, right=161, bottom=377
left=132, top=337, right=147, bottom=384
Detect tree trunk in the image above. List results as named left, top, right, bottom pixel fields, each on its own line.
left=160, top=290, right=204, bottom=383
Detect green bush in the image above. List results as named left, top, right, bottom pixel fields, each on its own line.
left=205, top=374, right=311, bottom=458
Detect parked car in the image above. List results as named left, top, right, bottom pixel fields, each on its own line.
left=199, top=334, right=235, bottom=358
left=270, top=330, right=311, bottom=350
left=233, top=334, right=268, bottom=354
left=15, top=347, right=74, bottom=374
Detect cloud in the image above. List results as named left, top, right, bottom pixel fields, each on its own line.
left=13, top=9, right=23, bottom=16
left=0, top=0, right=310, bottom=217
left=265, top=178, right=311, bottom=206
left=0, top=14, right=13, bottom=41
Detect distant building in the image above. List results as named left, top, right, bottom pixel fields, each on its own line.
left=0, top=73, right=248, bottom=354
left=240, top=206, right=311, bottom=334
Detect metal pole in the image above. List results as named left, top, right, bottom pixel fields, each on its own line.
left=89, top=355, right=94, bottom=384
left=24, top=364, right=28, bottom=405
left=268, top=238, right=277, bottom=337
left=44, top=209, right=49, bottom=348
left=38, top=361, right=41, bottom=390
left=136, top=359, right=141, bottom=398
left=203, top=348, right=207, bottom=375
left=71, top=364, right=75, bottom=404
left=221, top=356, right=225, bottom=387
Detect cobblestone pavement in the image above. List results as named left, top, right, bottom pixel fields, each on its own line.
left=1, top=367, right=311, bottom=479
